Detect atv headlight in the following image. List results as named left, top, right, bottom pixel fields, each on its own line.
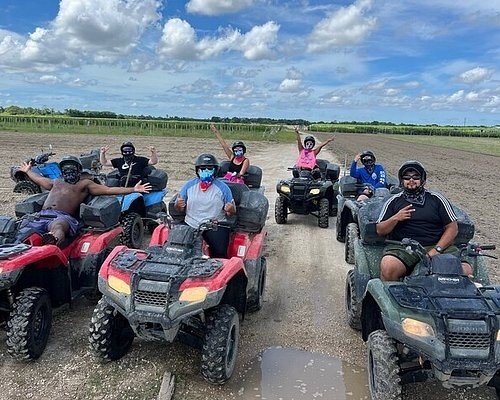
left=279, top=184, right=290, bottom=194
left=310, top=188, right=320, bottom=195
left=402, top=318, right=435, bottom=338
left=108, top=275, right=131, bottom=295
left=179, top=287, right=208, bottom=303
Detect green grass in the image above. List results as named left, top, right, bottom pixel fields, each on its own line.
left=383, top=134, right=500, bottom=157
left=0, top=116, right=296, bottom=143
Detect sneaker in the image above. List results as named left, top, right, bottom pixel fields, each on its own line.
left=41, top=232, right=58, bottom=245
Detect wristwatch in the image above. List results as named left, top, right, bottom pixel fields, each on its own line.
left=434, top=245, right=444, bottom=253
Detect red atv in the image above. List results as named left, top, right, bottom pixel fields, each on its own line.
left=89, top=182, right=268, bottom=384
left=0, top=192, right=123, bottom=360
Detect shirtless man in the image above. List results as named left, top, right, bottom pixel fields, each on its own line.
left=18, top=155, right=151, bottom=245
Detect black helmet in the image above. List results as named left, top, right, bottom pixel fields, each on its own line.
left=194, top=153, right=219, bottom=174
left=303, top=135, right=315, bottom=147
left=120, top=141, right=135, bottom=155
left=398, top=160, right=427, bottom=182
left=231, top=141, right=247, bottom=154
left=360, top=150, right=376, bottom=165
left=59, top=155, right=83, bottom=171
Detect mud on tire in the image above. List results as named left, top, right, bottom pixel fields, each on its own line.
left=6, top=287, right=52, bottom=360
left=201, top=304, right=239, bottom=384
left=120, top=212, right=144, bottom=248
left=345, top=222, right=358, bottom=264
left=247, top=257, right=267, bottom=312
left=275, top=196, right=287, bottom=224
left=88, top=298, right=135, bottom=362
left=318, top=198, right=329, bottom=228
left=367, top=330, right=402, bottom=400
left=14, top=180, right=41, bottom=195
left=345, top=269, right=361, bottom=330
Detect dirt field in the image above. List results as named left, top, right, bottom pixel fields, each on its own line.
left=0, top=131, right=498, bottom=400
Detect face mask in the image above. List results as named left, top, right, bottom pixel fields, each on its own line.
left=234, top=150, right=244, bottom=157
left=198, top=168, right=215, bottom=183
left=62, top=167, right=80, bottom=184
left=122, top=154, right=134, bottom=165
left=305, top=142, right=314, bottom=150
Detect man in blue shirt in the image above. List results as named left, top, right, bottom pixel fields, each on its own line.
left=350, top=150, right=386, bottom=201
left=175, top=153, right=236, bottom=258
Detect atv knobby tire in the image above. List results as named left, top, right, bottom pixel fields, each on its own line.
left=14, top=180, right=41, bottom=195
left=318, top=198, right=329, bottom=228
left=367, top=330, right=402, bottom=400
left=336, top=214, right=345, bottom=243
left=6, top=287, right=52, bottom=360
left=120, top=212, right=144, bottom=248
left=345, top=269, right=361, bottom=330
left=247, top=257, right=267, bottom=312
left=201, top=304, right=239, bottom=384
left=88, top=298, right=135, bottom=362
left=275, top=196, right=287, bottom=224
left=345, top=222, right=359, bottom=264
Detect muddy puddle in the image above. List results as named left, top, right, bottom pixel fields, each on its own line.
left=232, top=346, right=369, bottom=399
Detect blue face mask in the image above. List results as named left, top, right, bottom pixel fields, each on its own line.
left=198, top=168, right=215, bottom=183
left=234, top=150, right=244, bottom=157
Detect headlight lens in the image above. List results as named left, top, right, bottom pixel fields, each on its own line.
left=179, top=287, right=208, bottom=302
left=108, top=275, right=131, bottom=295
left=310, top=188, right=320, bottom=195
left=279, top=185, right=290, bottom=193
left=402, top=318, right=435, bottom=337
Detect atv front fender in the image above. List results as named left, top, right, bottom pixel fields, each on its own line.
left=364, top=279, right=402, bottom=322
left=70, top=226, right=123, bottom=257
left=143, top=189, right=167, bottom=208
left=117, top=193, right=144, bottom=212
left=180, top=257, right=247, bottom=292
left=0, top=244, right=68, bottom=273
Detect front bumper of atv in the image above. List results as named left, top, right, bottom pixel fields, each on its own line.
left=98, top=276, right=225, bottom=341
left=384, top=316, right=500, bottom=388
left=276, top=181, right=327, bottom=214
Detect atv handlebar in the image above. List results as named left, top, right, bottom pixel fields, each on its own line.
left=385, top=238, right=497, bottom=259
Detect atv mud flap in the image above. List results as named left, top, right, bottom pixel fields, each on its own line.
left=383, top=317, right=500, bottom=388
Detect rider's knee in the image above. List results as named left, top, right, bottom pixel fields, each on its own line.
left=462, top=262, right=473, bottom=277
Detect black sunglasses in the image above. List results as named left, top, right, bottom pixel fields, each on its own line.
left=198, top=167, right=215, bottom=171
left=402, top=175, right=421, bottom=181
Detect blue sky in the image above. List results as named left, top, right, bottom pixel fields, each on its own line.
left=0, top=0, right=499, bottom=125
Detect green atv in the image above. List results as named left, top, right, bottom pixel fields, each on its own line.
left=335, top=174, right=399, bottom=264
left=345, top=199, right=500, bottom=399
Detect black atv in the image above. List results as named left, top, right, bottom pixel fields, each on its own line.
left=344, top=199, right=500, bottom=399
left=275, top=159, right=340, bottom=228
left=335, top=175, right=399, bottom=264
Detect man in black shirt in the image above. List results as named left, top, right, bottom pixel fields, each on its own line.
left=376, top=160, right=472, bottom=281
left=100, top=141, right=158, bottom=187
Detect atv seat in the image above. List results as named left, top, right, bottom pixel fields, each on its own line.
left=218, top=160, right=263, bottom=189
left=106, top=166, right=168, bottom=190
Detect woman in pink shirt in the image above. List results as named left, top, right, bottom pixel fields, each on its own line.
left=294, top=127, right=335, bottom=176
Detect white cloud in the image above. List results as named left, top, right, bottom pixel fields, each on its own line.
left=307, top=0, right=377, bottom=53
left=456, top=67, right=494, bottom=84
left=157, top=19, right=278, bottom=61
left=278, top=78, right=301, bottom=92
left=239, top=22, right=279, bottom=60
left=39, top=75, right=61, bottom=84
left=0, top=0, right=161, bottom=72
left=186, top=0, right=253, bottom=16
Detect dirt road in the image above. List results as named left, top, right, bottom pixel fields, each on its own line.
left=0, top=131, right=498, bottom=399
